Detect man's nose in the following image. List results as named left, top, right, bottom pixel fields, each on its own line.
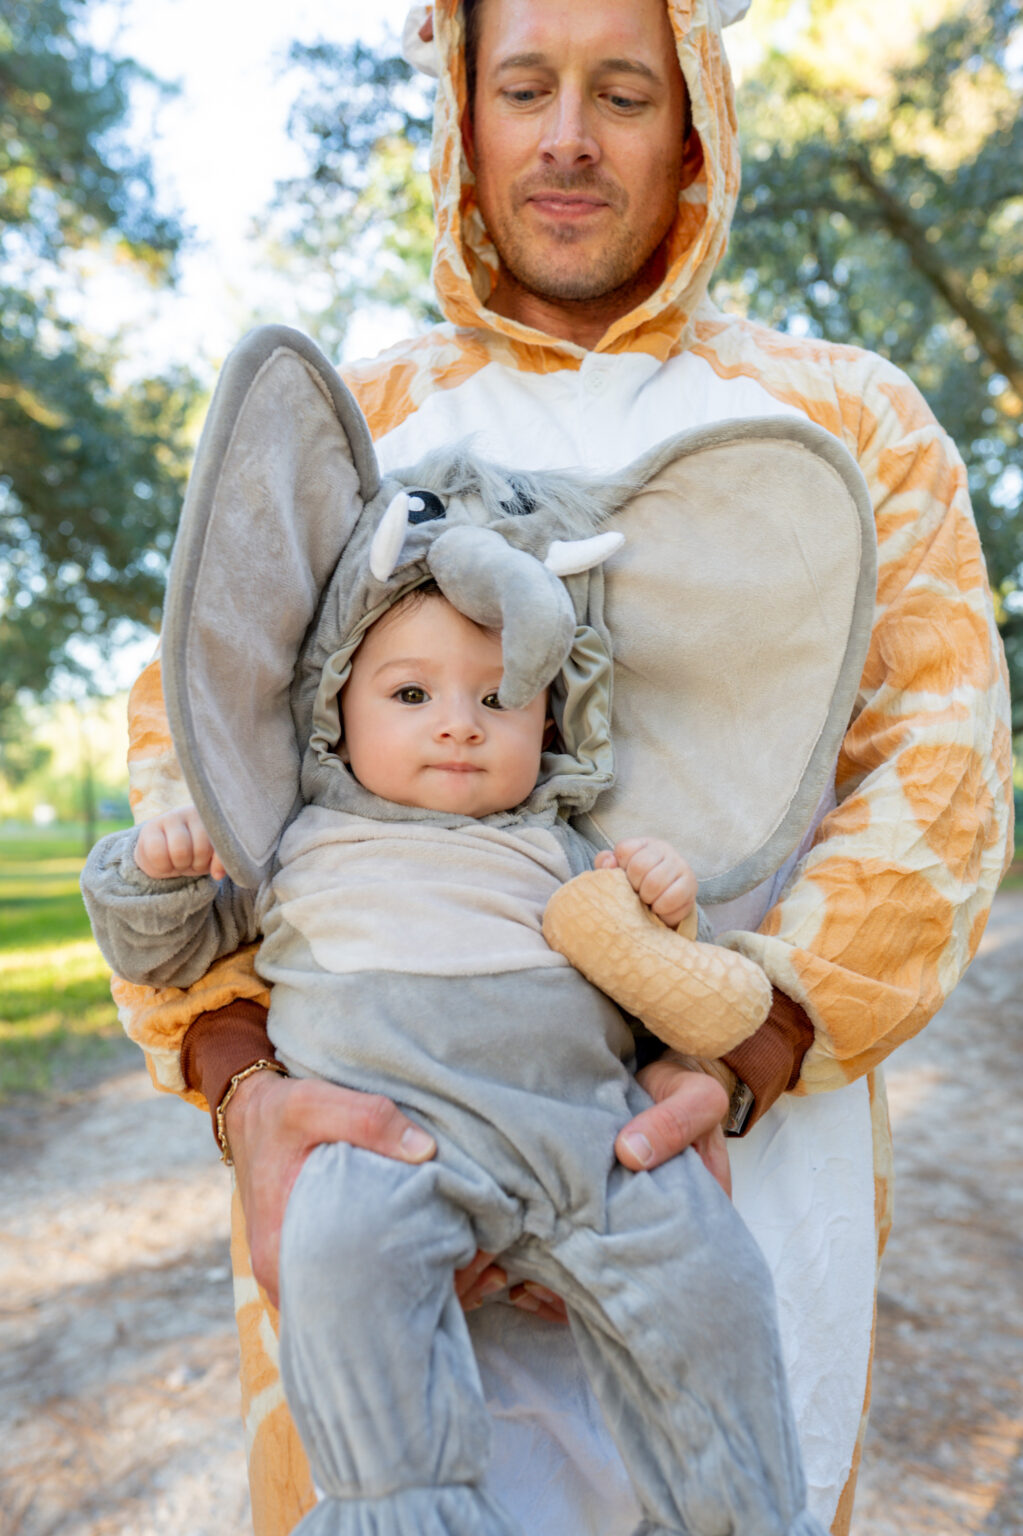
left=538, top=89, right=600, bottom=169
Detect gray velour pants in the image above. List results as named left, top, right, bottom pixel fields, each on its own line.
left=279, top=1137, right=828, bottom=1536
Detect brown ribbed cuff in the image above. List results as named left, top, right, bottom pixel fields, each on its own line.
left=720, top=988, right=815, bottom=1136
left=180, top=999, right=275, bottom=1143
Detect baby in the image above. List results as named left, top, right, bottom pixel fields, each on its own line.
left=84, top=585, right=824, bottom=1536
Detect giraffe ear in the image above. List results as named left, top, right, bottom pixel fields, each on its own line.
left=161, top=325, right=380, bottom=888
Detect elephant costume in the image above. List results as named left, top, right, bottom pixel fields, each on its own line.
left=83, top=325, right=877, bottom=1536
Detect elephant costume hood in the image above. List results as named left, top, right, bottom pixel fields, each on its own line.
left=295, top=441, right=627, bottom=830
left=161, top=324, right=877, bottom=897
left=161, top=326, right=644, bottom=885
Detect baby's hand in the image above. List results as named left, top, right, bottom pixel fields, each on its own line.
left=134, top=806, right=227, bottom=881
left=594, top=838, right=696, bottom=931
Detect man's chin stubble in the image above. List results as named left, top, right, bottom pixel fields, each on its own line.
left=498, top=242, right=670, bottom=309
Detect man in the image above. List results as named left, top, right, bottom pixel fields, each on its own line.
left=114, top=2, right=1013, bottom=1533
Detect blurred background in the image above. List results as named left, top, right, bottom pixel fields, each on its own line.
left=0, top=1, right=1021, bottom=1532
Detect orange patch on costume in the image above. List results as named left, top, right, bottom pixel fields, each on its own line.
left=925, top=500, right=989, bottom=594
left=126, top=657, right=171, bottom=761
left=896, top=742, right=997, bottom=885
left=969, top=904, right=992, bottom=956
left=247, top=1404, right=316, bottom=1536
left=813, top=793, right=872, bottom=845
left=230, top=1191, right=315, bottom=1536
left=687, top=328, right=847, bottom=439
left=837, top=700, right=972, bottom=783
left=875, top=429, right=954, bottom=506
left=877, top=376, right=937, bottom=437
left=759, top=903, right=784, bottom=939
left=874, top=504, right=924, bottom=549
left=794, top=858, right=954, bottom=1057
left=347, top=360, right=420, bottom=440
left=860, top=590, right=994, bottom=696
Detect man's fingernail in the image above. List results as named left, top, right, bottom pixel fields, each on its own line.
left=400, top=1126, right=435, bottom=1159
left=525, top=1283, right=557, bottom=1305
left=481, top=1275, right=506, bottom=1298
left=621, top=1132, right=654, bottom=1167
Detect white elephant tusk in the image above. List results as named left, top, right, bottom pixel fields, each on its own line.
left=369, top=491, right=411, bottom=581
left=544, top=531, right=625, bottom=577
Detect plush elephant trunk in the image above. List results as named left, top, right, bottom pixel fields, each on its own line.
left=427, top=525, right=576, bottom=709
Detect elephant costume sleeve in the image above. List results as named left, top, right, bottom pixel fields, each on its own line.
left=112, top=653, right=271, bottom=1110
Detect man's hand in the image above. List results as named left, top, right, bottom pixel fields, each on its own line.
left=594, top=837, right=697, bottom=930
left=454, top=1250, right=569, bottom=1324
left=616, top=1051, right=732, bottom=1197
left=225, top=1070, right=436, bottom=1309
left=135, top=805, right=227, bottom=881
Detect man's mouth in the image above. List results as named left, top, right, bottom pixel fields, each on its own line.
left=526, top=192, right=609, bottom=218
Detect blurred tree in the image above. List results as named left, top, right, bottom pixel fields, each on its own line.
left=258, top=39, right=438, bottom=358
left=0, top=0, right=197, bottom=734
left=717, top=0, right=1022, bottom=722
left=0, top=698, right=51, bottom=791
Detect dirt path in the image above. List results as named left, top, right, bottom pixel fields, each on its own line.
left=2, top=893, right=1021, bottom=1535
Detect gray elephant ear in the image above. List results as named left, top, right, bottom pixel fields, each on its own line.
left=578, top=417, right=878, bottom=906
left=161, top=325, right=380, bottom=888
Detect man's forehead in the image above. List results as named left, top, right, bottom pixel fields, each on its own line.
left=474, top=0, right=677, bottom=67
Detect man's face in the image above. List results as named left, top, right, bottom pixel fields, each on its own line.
left=340, top=594, right=549, bottom=819
left=468, top=0, right=688, bottom=314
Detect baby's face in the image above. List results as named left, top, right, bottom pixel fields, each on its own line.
left=340, top=594, right=548, bottom=818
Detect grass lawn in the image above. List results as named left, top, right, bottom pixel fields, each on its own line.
left=0, top=826, right=136, bottom=1095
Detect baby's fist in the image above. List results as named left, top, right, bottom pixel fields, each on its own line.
left=134, top=806, right=226, bottom=881
left=595, top=838, right=697, bottom=931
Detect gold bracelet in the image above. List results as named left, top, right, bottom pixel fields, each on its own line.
left=215, top=1059, right=288, bottom=1166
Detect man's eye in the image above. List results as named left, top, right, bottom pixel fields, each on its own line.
left=396, top=686, right=428, bottom=704
left=606, top=94, right=644, bottom=112
left=482, top=692, right=504, bottom=710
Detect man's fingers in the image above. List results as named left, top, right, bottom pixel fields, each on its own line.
left=280, top=1079, right=436, bottom=1163
left=508, top=1281, right=569, bottom=1324
left=616, top=1069, right=729, bottom=1172
left=455, top=1251, right=508, bottom=1311
left=694, top=1126, right=733, bottom=1198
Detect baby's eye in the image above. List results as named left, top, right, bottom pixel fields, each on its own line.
left=482, top=691, right=504, bottom=711
left=395, top=685, right=429, bottom=704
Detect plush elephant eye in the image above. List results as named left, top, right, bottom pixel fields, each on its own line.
left=500, top=484, right=536, bottom=518
left=406, top=490, right=447, bottom=525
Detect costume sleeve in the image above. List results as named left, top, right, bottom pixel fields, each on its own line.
left=720, top=357, right=1014, bottom=1095
left=108, top=654, right=272, bottom=1109
left=82, top=825, right=260, bottom=991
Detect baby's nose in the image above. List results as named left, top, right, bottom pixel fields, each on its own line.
left=438, top=702, right=485, bottom=741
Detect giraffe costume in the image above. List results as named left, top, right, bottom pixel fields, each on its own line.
left=106, top=2, right=1013, bottom=1531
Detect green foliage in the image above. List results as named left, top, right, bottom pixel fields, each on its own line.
left=0, top=698, right=51, bottom=789
left=0, top=827, right=127, bottom=1096
left=0, top=0, right=199, bottom=725
left=259, top=40, right=439, bottom=356
left=717, top=0, right=1022, bottom=719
